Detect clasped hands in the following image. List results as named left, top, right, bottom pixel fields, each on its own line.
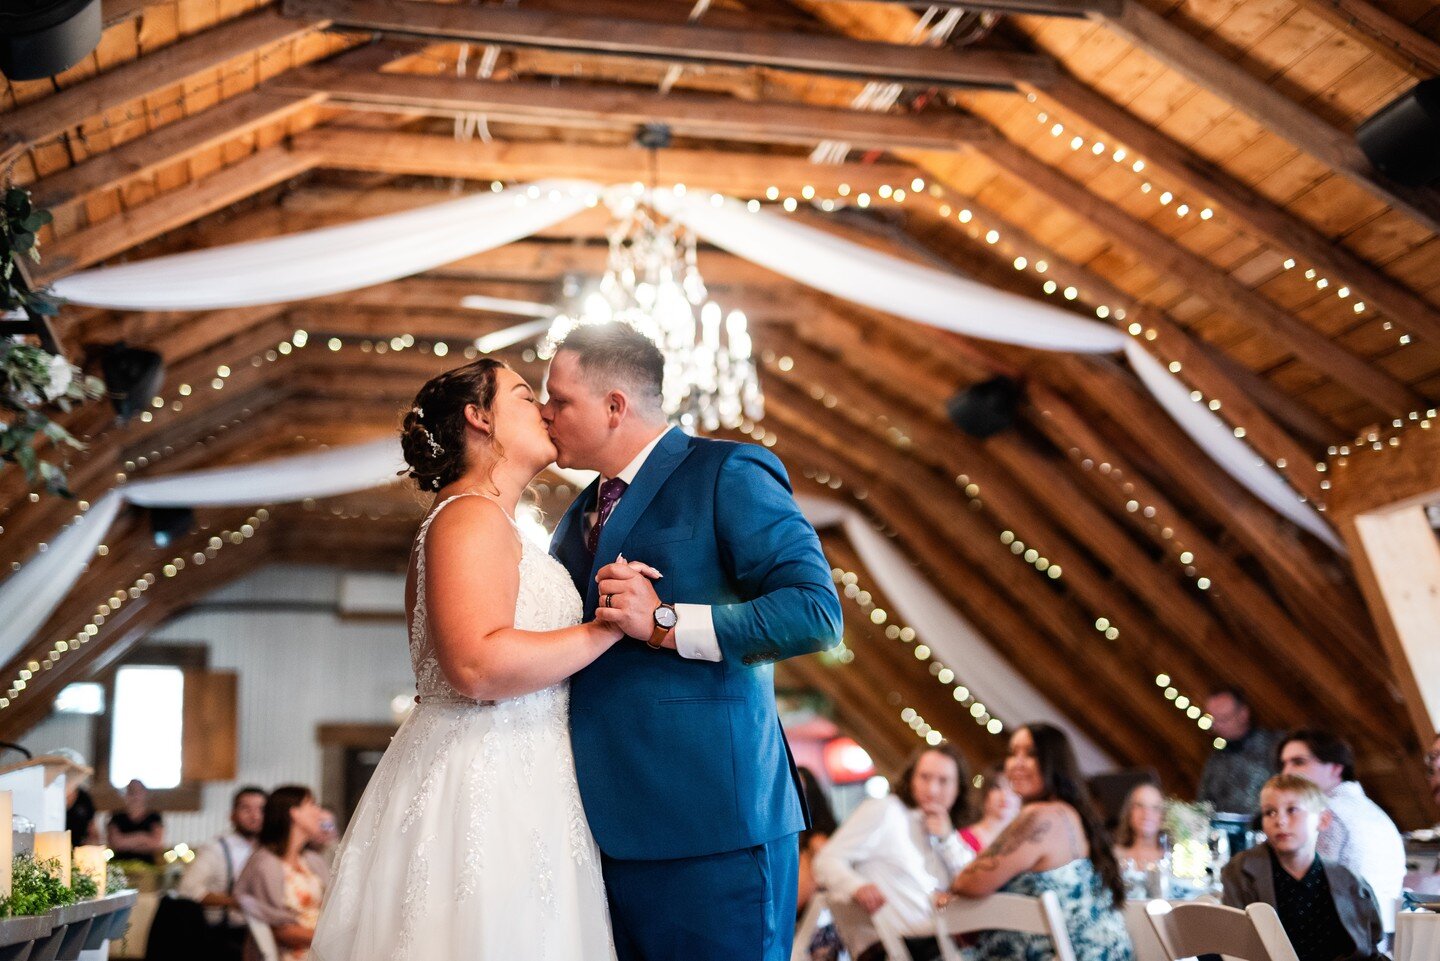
left=594, top=554, right=673, bottom=649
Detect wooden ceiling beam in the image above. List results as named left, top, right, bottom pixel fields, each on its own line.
left=761, top=381, right=1209, bottom=768
left=281, top=0, right=1059, bottom=89
left=808, top=0, right=1123, bottom=17
left=275, top=66, right=994, bottom=152
left=1093, top=0, right=1440, bottom=236
left=37, top=146, right=321, bottom=281
left=1290, top=0, right=1440, bottom=76
left=766, top=418, right=1195, bottom=773
left=30, top=90, right=324, bottom=215
left=1031, top=73, right=1440, bottom=349
left=955, top=140, right=1426, bottom=416
left=292, top=128, right=920, bottom=195
left=0, top=9, right=326, bottom=157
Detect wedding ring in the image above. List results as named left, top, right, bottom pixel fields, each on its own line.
left=603, top=593, right=613, bottom=608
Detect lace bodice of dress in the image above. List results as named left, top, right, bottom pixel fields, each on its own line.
left=409, top=493, right=584, bottom=702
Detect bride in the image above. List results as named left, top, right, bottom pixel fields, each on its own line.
left=312, top=359, right=626, bottom=961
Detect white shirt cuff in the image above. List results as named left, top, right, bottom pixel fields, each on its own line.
left=673, top=603, right=721, bottom=661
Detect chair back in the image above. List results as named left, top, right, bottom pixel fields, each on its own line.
left=792, top=894, right=827, bottom=961
left=245, top=915, right=280, bottom=961
left=934, top=891, right=1078, bottom=961
left=1144, top=899, right=1300, bottom=961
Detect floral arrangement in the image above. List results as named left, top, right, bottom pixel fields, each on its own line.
left=1, top=187, right=106, bottom=495
left=1163, top=798, right=1214, bottom=881
left=0, top=855, right=81, bottom=917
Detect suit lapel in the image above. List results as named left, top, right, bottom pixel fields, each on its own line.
left=585, top=428, right=693, bottom=609
left=552, top=477, right=599, bottom=598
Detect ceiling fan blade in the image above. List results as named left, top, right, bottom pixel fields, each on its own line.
left=459, top=294, right=557, bottom=318
left=474, top=317, right=555, bottom=354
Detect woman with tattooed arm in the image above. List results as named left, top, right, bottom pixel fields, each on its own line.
left=940, top=723, right=1133, bottom=961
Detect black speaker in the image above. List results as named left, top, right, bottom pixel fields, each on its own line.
left=150, top=507, right=194, bottom=548
left=98, top=343, right=164, bottom=420
left=946, top=376, right=1023, bottom=438
left=1357, top=78, right=1440, bottom=187
left=0, top=0, right=102, bottom=82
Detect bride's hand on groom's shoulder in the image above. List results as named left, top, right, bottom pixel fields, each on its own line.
left=593, top=556, right=664, bottom=642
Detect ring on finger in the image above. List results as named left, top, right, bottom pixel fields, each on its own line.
left=603, top=593, right=613, bottom=608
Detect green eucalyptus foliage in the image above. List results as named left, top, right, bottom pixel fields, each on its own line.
left=0, top=856, right=79, bottom=917
left=0, top=187, right=106, bottom=495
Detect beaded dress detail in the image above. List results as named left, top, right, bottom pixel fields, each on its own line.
left=312, top=494, right=615, bottom=961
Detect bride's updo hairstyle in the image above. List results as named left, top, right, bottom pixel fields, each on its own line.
left=400, top=358, right=508, bottom=492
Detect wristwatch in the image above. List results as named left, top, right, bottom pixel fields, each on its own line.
left=649, top=603, right=678, bottom=649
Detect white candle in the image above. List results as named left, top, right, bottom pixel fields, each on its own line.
left=73, top=845, right=106, bottom=897
left=34, top=830, right=71, bottom=886
left=0, top=791, right=12, bottom=900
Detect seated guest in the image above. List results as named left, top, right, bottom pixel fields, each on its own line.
left=177, top=786, right=267, bottom=960
left=796, top=766, right=839, bottom=918
left=944, top=723, right=1133, bottom=961
left=235, top=785, right=329, bottom=961
left=814, top=744, right=975, bottom=961
left=960, top=766, right=1021, bottom=855
left=1113, top=781, right=1167, bottom=870
left=1198, top=687, right=1280, bottom=817
left=1278, top=730, right=1405, bottom=935
left=107, top=779, right=165, bottom=862
left=796, top=767, right=842, bottom=961
left=1221, top=774, right=1384, bottom=961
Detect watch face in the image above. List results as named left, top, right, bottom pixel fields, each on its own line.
left=654, top=605, right=678, bottom=629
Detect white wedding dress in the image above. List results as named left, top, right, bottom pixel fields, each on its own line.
left=312, top=493, right=615, bottom=961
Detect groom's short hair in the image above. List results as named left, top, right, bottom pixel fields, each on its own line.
left=555, top=323, right=666, bottom=418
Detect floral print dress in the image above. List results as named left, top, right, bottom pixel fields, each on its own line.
left=967, top=859, right=1134, bottom=961
left=281, top=859, right=324, bottom=961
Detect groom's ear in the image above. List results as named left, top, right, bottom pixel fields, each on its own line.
left=463, top=403, right=493, bottom=436
left=606, top=389, right=630, bottom=426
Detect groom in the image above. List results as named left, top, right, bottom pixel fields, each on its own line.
left=544, top=323, right=843, bottom=961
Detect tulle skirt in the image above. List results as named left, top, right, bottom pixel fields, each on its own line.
left=311, top=686, right=615, bottom=961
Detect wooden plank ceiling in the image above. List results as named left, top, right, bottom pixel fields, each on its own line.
left=1, top=0, right=1436, bottom=823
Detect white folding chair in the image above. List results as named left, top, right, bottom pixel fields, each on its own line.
left=933, top=891, right=1078, bottom=961
left=245, top=915, right=280, bottom=961
left=1144, top=899, right=1300, bottom=961
left=793, top=893, right=828, bottom=961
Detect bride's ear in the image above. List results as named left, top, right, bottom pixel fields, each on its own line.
left=463, top=403, right=493, bottom=437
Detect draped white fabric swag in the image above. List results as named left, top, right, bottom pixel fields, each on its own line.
left=4, top=180, right=1341, bottom=663
left=49, top=180, right=1337, bottom=550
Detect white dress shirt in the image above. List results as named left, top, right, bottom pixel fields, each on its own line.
left=176, top=831, right=256, bottom=927
left=1317, top=780, right=1406, bottom=932
left=813, top=795, right=973, bottom=944
left=593, top=426, right=721, bottom=662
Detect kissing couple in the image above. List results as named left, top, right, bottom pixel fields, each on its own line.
left=310, top=323, right=843, bottom=961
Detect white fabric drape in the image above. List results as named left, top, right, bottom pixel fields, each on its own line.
left=0, top=440, right=407, bottom=667
left=659, top=190, right=1339, bottom=550
left=50, top=181, right=600, bottom=311
left=40, top=181, right=1338, bottom=568
left=798, top=495, right=1112, bottom=772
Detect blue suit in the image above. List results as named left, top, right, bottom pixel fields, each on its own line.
left=552, top=429, right=843, bottom=961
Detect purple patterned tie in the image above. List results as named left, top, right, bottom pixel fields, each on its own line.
left=586, top=477, right=629, bottom=554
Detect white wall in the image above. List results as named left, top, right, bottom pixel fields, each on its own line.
left=23, top=564, right=413, bottom=846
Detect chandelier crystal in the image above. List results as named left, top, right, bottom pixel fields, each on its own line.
left=540, top=192, right=764, bottom=432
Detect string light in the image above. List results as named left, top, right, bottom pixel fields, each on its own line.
left=831, top=565, right=1004, bottom=736
left=1, top=509, right=271, bottom=710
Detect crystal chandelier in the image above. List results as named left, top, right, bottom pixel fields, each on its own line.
left=540, top=191, right=764, bottom=432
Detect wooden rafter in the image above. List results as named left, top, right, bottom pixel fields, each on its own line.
left=280, top=0, right=1060, bottom=88
left=273, top=66, right=994, bottom=152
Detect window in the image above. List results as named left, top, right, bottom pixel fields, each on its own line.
left=109, top=666, right=184, bottom=790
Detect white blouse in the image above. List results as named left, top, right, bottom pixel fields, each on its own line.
left=813, top=795, right=974, bottom=941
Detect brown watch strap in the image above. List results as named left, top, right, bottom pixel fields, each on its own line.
left=647, top=623, right=669, bottom=650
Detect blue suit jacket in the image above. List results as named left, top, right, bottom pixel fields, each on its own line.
left=552, top=429, right=843, bottom=861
